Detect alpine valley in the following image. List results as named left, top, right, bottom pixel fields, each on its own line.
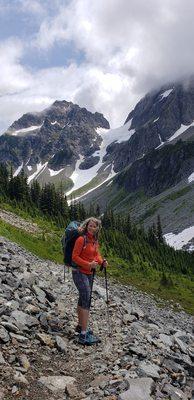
left=1, top=76, right=194, bottom=250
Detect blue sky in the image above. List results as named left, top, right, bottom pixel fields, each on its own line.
left=0, top=0, right=194, bottom=133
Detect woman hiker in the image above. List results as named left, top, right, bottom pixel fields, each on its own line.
left=72, top=217, right=108, bottom=345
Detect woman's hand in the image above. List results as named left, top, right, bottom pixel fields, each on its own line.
left=102, top=258, right=108, bottom=268
left=90, top=261, right=98, bottom=271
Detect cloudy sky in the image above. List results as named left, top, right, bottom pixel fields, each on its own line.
left=0, top=0, right=194, bottom=133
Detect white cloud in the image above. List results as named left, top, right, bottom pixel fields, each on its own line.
left=19, top=0, right=45, bottom=15
left=1, top=0, right=194, bottom=133
left=0, top=59, right=137, bottom=132
left=0, top=38, right=32, bottom=96
left=35, top=0, right=194, bottom=89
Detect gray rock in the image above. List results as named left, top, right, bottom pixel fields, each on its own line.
left=0, top=351, right=6, bottom=364
left=18, top=354, right=30, bottom=370
left=0, top=326, right=10, bottom=342
left=174, top=336, right=188, bottom=353
left=118, top=378, right=155, bottom=400
left=38, top=375, right=76, bottom=392
left=11, top=310, right=39, bottom=328
left=93, top=284, right=107, bottom=300
left=1, top=321, right=19, bottom=333
left=138, top=360, right=160, bottom=379
left=10, top=333, right=29, bottom=342
left=163, top=383, right=188, bottom=400
left=13, top=371, right=29, bottom=386
left=131, top=306, right=145, bottom=319
left=55, top=336, right=67, bottom=353
left=32, top=285, right=46, bottom=303
left=128, top=345, right=147, bottom=358
left=159, top=333, right=173, bottom=347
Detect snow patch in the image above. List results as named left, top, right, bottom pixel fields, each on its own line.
left=103, top=163, right=111, bottom=171
left=153, top=117, right=159, bottom=123
left=160, top=89, right=173, bottom=100
left=27, top=162, right=48, bottom=184
left=13, top=163, right=23, bottom=177
left=48, top=168, right=64, bottom=177
left=164, top=226, right=194, bottom=250
left=69, top=164, right=116, bottom=203
left=27, top=166, right=32, bottom=171
left=155, top=134, right=165, bottom=149
left=188, top=172, right=194, bottom=183
left=11, top=125, right=42, bottom=136
left=51, top=121, right=61, bottom=126
left=106, top=179, right=113, bottom=187
left=168, top=121, right=194, bottom=142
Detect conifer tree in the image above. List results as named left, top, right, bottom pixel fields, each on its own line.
left=157, top=214, right=163, bottom=243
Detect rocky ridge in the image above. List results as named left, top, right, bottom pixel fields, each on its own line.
left=0, top=100, right=109, bottom=190
left=0, top=236, right=193, bottom=399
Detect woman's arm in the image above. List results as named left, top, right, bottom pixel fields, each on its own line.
left=95, top=243, right=103, bottom=265
left=72, top=236, right=90, bottom=269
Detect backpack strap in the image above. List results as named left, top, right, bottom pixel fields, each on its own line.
left=71, top=234, right=87, bottom=269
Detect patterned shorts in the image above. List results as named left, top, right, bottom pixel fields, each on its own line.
left=72, top=270, right=93, bottom=310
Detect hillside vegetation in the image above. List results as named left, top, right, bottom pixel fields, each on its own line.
left=0, top=164, right=194, bottom=314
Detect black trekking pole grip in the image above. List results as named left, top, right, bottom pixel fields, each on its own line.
left=100, top=259, right=107, bottom=272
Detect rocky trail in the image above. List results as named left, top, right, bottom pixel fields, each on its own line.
left=0, top=236, right=194, bottom=400
left=0, top=210, right=41, bottom=234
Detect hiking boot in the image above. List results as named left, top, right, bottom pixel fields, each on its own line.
left=78, top=332, right=101, bottom=346
left=75, top=325, right=93, bottom=335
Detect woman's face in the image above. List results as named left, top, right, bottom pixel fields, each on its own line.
left=87, top=220, right=98, bottom=235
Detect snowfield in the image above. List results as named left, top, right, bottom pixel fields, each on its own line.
left=66, top=120, right=134, bottom=196
left=164, top=226, right=194, bottom=250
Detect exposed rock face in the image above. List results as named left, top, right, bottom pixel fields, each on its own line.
left=115, top=140, right=194, bottom=196
left=0, top=100, right=109, bottom=187
left=0, top=236, right=193, bottom=399
left=106, top=77, right=194, bottom=173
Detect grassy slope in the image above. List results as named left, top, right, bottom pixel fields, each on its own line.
left=0, top=204, right=193, bottom=315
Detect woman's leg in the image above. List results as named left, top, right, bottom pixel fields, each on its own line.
left=78, top=307, right=89, bottom=331
left=72, top=271, right=92, bottom=332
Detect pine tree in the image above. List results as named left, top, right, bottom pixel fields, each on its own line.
left=157, top=214, right=163, bottom=243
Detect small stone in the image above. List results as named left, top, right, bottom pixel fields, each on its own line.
left=12, top=386, right=19, bottom=394
left=66, top=383, right=81, bottom=398
left=55, top=335, right=67, bottom=353
left=18, top=354, right=30, bottom=370
left=0, top=351, right=6, bottom=364
left=38, top=375, right=76, bottom=392
left=0, top=326, right=10, bottom=343
left=14, top=371, right=29, bottom=386
left=36, top=333, right=54, bottom=347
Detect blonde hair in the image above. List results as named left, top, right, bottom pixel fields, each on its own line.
left=80, top=217, right=101, bottom=240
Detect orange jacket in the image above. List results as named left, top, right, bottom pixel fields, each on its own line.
left=72, top=233, right=103, bottom=275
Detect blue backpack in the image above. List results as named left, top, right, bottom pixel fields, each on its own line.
left=61, top=221, right=87, bottom=267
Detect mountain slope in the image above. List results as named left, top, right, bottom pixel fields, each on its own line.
left=80, top=78, right=194, bottom=249
left=67, top=76, right=194, bottom=199
left=0, top=235, right=193, bottom=399
left=81, top=136, right=194, bottom=247
left=0, top=100, right=109, bottom=191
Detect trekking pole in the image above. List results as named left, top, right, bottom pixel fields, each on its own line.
left=88, top=268, right=96, bottom=310
left=104, top=267, right=109, bottom=305
left=84, top=268, right=96, bottom=340
left=100, top=262, right=112, bottom=337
